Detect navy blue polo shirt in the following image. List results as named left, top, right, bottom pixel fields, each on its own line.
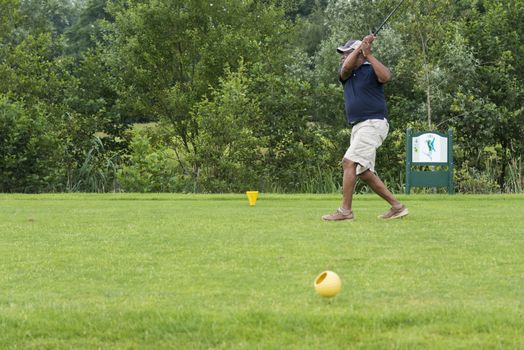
left=340, top=62, right=388, bottom=125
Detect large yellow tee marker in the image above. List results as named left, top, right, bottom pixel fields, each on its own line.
left=246, top=191, right=259, bottom=206
left=314, top=271, right=342, bottom=298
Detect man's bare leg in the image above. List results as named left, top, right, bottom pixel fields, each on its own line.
left=340, top=158, right=358, bottom=212
left=359, top=169, right=408, bottom=219
left=321, top=158, right=358, bottom=221
left=358, top=169, right=402, bottom=208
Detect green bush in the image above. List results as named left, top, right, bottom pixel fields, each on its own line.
left=0, top=96, right=65, bottom=192
left=117, top=127, right=193, bottom=193
left=454, top=164, right=500, bottom=194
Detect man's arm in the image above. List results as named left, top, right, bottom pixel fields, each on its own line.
left=360, top=35, right=392, bottom=83
left=340, top=50, right=360, bottom=81
left=366, top=54, right=391, bottom=83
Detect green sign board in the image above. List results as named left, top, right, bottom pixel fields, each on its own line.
left=405, top=129, right=454, bottom=194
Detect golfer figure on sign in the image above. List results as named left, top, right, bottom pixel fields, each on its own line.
left=322, top=34, right=408, bottom=221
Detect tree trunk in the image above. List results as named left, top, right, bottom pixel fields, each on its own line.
left=419, top=30, right=432, bottom=128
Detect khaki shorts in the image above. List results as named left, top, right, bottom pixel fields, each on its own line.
left=344, top=119, right=389, bottom=175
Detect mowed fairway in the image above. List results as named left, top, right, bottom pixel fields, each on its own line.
left=1, top=194, right=523, bottom=349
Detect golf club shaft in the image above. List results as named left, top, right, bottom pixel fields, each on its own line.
left=373, top=0, right=406, bottom=35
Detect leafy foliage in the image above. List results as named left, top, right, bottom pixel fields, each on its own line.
left=0, top=96, right=65, bottom=192
left=117, top=128, right=187, bottom=193
left=0, top=0, right=522, bottom=193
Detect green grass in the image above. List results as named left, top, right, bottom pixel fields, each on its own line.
left=1, top=193, right=523, bottom=349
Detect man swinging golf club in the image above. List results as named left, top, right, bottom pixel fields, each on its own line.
left=322, top=34, right=408, bottom=221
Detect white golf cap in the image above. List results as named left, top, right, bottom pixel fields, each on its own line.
left=337, top=39, right=362, bottom=54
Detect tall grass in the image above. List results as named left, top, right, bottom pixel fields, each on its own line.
left=300, top=166, right=341, bottom=193
left=482, top=153, right=523, bottom=193
left=67, top=137, right=119, bottom=193
left=60, top=137, right=521, bottom=195
left=505, top=156, right=522, bottom=193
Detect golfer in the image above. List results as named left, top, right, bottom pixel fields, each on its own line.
left=322, top=34, right=408, bottom=221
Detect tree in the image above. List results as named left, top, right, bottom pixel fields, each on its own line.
left=461, top=0, right=524, bottom=188
left=192, top=64, right=266, bottom=192
left=64, top=0, right=114, bottom=55
left=0, top=0, right=19, bottom=42
left=101, top=0, right=298, bottom=185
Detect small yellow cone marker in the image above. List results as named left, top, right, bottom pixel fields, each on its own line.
left=246, top=191, right=259, bottom=206
left=314, top=271, right=341, bottom=297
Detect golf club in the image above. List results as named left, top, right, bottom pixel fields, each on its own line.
left=373, top=0, right=406, bottom=35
